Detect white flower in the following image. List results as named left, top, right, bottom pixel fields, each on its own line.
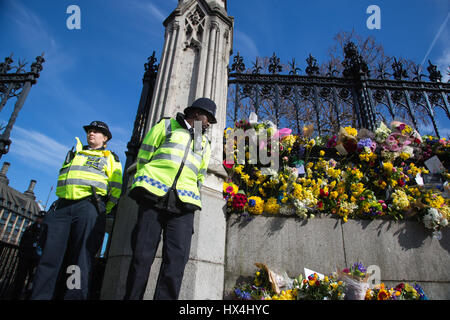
left=423, top=208, right=445, bottom=230
left=280, top=205, right=294, bottom=216
left=375, top=122, right=391, bottom=143
left=402, top=146, right=414, bottom=157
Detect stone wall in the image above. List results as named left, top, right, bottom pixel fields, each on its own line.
left=224, top=214, right=450, bottom=299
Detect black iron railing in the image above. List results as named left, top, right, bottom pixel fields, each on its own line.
left=0, top=54, right=45, bottom=158
left=0, top=240, right=19, bottom=299
left=228, top=42, right=450, bottom=138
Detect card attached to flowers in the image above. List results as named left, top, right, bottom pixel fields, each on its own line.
left=424, top=156, right=445, bottom=174
left=293, top=160, right=305, bottom=175
left=304, top=268, right=324, bottom=280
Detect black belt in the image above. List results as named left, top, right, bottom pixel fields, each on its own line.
left=56, top=196, right=106, bottom=210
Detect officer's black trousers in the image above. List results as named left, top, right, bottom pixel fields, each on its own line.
left=30, top=199, right=105, bottom=300
left=124, top=204, right=194, bottom=300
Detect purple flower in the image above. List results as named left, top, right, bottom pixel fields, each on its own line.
left=234, top=288, right=251, bottom=300
left=413, top=284, right=428, bottom=300
left=352, top=262, right=367, bottom=274
left=357, top=138, right=376, bottom=152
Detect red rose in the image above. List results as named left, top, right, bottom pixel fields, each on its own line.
left=232, top=193, right=247, bottom=210
left=320, top=189, right=328, bottom=197
left=343, top=140, right=357, bottom=153
left=395, top=283, right=405, bottom=291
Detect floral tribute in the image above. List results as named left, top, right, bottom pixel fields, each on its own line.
left=223, top=118, right=449, bottom=238
left=232, top=262, right=428, bottom=300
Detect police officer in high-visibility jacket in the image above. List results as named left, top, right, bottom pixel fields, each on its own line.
left=31, top=121, right=123, bottom=300
left=124, top=98, right=216, bottom=300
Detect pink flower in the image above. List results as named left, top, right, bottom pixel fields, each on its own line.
left=226, top=186, right=235, bottom=194
left=384, top=133, right=402, bottom=152
left=259, top=128, right=291, bottom=152
left=273, top=128, right=292, bottom=140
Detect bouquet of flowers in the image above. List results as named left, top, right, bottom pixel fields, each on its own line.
left=254, top=262, right=293, bottom=295
left=222, top=116, right=449, bottom=237
left=233, top=262, right=429, bottom=300
left=293, top=272, right=345, bottom=300
left=335, top=126, right=358, bottom=155
left=378, top=121, right=422, bottom=161
left=365, top=282, right=428, bottom=300
left=422, top=207, right=448, bottom=239
left=337, top=262, right=369, bottom=300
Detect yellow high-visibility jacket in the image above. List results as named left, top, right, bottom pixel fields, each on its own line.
left=131, top=114, right=211, bottom=210
left=56, top=137, right=123, bottom=214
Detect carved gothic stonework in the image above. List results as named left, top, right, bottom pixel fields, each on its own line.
left=184, top=5, right=206, bottom=50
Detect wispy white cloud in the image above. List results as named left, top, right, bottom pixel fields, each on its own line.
left=145, top=3, right=166, bottom=22
left=3, top=0, right=94, bottom=116
left=420, top=11, right=450, bottom=72
left=9, top=125, right=69, bottom=171
left=128, top=0, right=168, bottom=22
left=233, top=29, right=259, bottom=61
left=5, top=0, right=56, bottom=57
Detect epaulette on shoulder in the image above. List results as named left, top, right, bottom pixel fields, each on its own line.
left=111, top=151, right=120, bottom=162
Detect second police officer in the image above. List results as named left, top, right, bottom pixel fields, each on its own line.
left=124, top=97, right=217, bottom=300
left=31, top=121, right=123, bottom=300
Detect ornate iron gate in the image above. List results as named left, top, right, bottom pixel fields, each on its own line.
left=0, top=54, right=45, bottom=158
left=0, top=241, right=20, bottom=299
left=228, top=42, right=450, bottom=138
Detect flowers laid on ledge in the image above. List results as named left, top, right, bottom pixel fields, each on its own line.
left=222, top=118, right=449, bottom=237
left=232, top=262, right=428, bottom=300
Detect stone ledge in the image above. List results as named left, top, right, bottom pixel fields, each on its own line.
left=224, top=214, right=450, bottom=299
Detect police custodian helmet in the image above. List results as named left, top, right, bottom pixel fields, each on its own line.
left=83, top=121, right=112, bottom=140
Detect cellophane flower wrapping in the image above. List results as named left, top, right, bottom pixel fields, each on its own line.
left=337, top=262, right=369, bottom=300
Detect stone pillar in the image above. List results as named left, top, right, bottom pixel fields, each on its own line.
left=101, top=0, right=233, bottom=300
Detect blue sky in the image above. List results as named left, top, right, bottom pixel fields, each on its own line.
left=0, top=0, right=449, bottom=208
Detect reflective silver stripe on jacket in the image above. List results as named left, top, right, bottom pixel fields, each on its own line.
left=160, top=141, right=203, bottom=164
left=59, top=165, right=108, bottom=179
left=139, top=144, right=157, bottom=152
left=109, top=181, right=122, bottom=189
left=57, top=179, right=108, bottom=190
left=159, top=141, right=185, bottom=152
left=138, top=118, right=173, bottom=166
left=151, top=153, right=199, bottom=175
left=137, top=157, right=149, bottom=165
left=76, top=152, right=109, bottom=163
